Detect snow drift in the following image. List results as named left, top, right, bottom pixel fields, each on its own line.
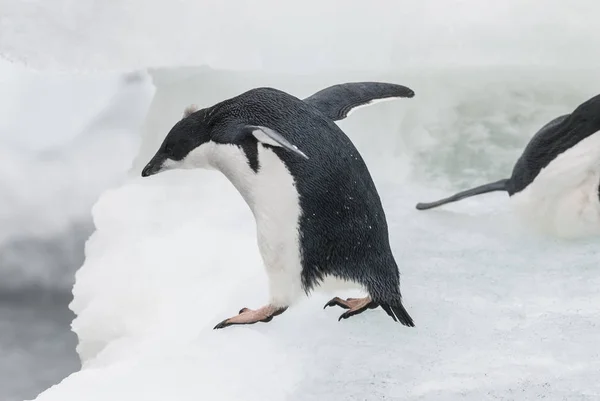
left=32, top=66, right=600, bottom=401
left=0, top=64, right=154, bottom=291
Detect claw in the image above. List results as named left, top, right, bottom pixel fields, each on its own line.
left=337, top=301, right=374, bottom=321
left=213, top=305, right=288, bottom=330
left=213, top=320, right=232, bottom=330
left=324, top=296, right=377, bottom=322
left=323, top=297, right=352, bottom=310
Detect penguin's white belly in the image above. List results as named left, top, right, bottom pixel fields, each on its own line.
left=316, top=275, right=365, bottom=293
left=511, top=132, right=600, bottom=238
left=213, top=144, right=305, bottom=306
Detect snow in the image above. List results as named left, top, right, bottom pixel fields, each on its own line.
left=0, top=1, right=598, bottom=400
left=0, top=64, right=154, bottom=290
left=2, top=0, right=600, bottom=73
left=31, top=67, right=600, bottom=400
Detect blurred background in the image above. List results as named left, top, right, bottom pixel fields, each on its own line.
left=1, top=1, right=600, bottom=400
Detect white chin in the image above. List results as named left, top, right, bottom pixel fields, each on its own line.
left=179, top=142, right=216, bottom=170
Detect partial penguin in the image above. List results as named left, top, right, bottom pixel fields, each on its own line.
left=415, top=93, right=600, bottom=238
left=141, top=82, right=416, bottom=329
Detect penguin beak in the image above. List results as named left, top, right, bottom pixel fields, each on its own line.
left=141, top=155, right=165, bottom=177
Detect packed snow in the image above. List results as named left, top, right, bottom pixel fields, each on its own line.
left=29, top=66, right=600, bottom=401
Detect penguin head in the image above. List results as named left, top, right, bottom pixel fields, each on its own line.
left=141, top=103, right=309, bottom=178
left=141, top=105, right=213, bottom=177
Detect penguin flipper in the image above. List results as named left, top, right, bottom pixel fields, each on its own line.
left=415, top=179, right=510, bottom=210
left=244, top=125, right=309, bottom=160
left=303, top=82, right=415, bottom=121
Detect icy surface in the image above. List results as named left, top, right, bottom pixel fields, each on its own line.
left=2, top=0, right=600, bottom=72
left=33, top=67, right=600, bottom=400
left=1, top=2, right=597, bottom=400
left=0, top=67, right=154, bottom=291
left=0, top=64, right=155, bottom=401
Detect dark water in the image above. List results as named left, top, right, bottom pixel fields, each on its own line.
left=0, top=225, right=89, bottom=401
left=0, top=290, right=80, bottom=401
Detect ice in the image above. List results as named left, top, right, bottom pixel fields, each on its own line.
left=2, top=1, right=600, bottom=73
left=1, top=1, right=597, bottom=399
left=32, top=66, right=600, bottom=400
left=0, top=67, right=154, bottom=291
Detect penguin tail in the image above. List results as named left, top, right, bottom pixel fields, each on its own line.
left=380, top=301, right=415, bottom=327
left=415, top=178, right=510, bottom=211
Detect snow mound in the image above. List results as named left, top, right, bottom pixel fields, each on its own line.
left=0, top=67, right=154, bottom=290
left=36, top=171, right=303, bottom=401
left=34, top=167, right=600, bottom=401
left=34, top=67, right=600, bottom=400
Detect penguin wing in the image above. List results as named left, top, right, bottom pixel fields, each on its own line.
left=243, top=125, right=309, bottom=160
left=303, top=82, right=415, bottom=121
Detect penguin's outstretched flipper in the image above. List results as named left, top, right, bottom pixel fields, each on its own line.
left=416, top=179, right=510, bottom=210
left=304, top=82, right=415, bottom=121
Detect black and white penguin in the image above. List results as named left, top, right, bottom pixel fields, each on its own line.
left=141, top=82, right=416, bottom=329
left=415, top=93, right=600, bottom=237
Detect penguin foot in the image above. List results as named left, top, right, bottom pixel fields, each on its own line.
left=323, top=296, right=378, bottom=321
left=213, top=305, right=288, bottom=329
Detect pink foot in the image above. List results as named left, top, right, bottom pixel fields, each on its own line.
left=323, top=296, right=378, bottom=321
left=213, top=304, right=288, bottom=329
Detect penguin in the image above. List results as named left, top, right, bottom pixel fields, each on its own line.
left=415, top=93, right=600, bottom=237
left=141, top=82, right=416, bottom=329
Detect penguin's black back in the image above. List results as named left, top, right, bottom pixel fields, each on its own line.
left=209, top=87, right=400, bottom=298
left=508, top=94, right=600, bottom=196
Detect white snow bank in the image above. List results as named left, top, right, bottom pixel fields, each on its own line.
left=2, top=0, right=600, bottom=72
left=34, top=67, right=600, bottom=400
left=35, top=159, right=600, bottom=401
left=0, top=65, right=154, bottom=290
left=66, top=173, right=302, bottom=401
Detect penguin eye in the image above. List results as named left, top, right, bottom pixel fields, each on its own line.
left=164, top=140, right=188, bottom=161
